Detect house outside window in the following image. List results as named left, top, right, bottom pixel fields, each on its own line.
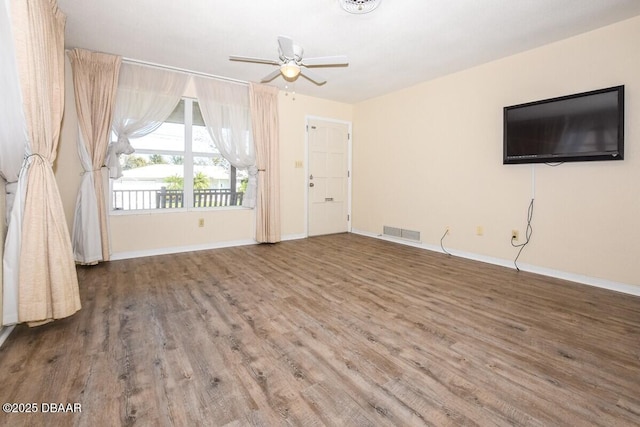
left=111, top=98, right=247, bottom=211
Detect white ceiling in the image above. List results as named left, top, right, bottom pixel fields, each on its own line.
left=57, top=0, right=640, bottom=104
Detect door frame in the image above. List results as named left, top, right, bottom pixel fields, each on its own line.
left=304, top=115, right=353, bottom=237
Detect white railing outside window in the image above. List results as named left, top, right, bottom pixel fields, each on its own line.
left=110, top=98, right=247, bottom=212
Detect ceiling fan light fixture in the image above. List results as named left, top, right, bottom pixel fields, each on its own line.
left=339, top=0, right=382, bottom=14
left=281, top=61, right=300, bottom=79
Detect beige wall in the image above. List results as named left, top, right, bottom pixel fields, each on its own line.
left=54, top=17, right=637, bottom=288
left=56, top=60, right=353, bottom=257
left=278, top=92, right=354, bottom=237
left=352, top=16, right=640, bottom=288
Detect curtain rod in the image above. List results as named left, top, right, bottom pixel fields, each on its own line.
left=64, top=49, right=249, bottom=86
left=121, top=57, right=249, bottom=86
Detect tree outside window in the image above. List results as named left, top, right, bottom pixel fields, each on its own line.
left=111, top=99, right=247, bottom=211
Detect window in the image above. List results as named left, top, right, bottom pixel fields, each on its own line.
left=111, top=99, right=247, bottom=211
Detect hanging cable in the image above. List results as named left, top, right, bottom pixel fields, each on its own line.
left=440, top=228, right=451, bottom=256
left=511, top=198, right=534, bottom=271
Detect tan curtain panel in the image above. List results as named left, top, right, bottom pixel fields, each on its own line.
left=68, top=48, right=121, bottom=264
left=249, top=83, right=280, bottom=243
left=12, top=0, right=81, bottom=325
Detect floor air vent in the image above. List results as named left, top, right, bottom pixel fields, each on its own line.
left=383, top=225, right=402, bottom=238
left=383, top=226, right=421, bottom=242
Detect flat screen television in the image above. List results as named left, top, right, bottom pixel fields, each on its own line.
left=503, top=85, right=624, bottom=164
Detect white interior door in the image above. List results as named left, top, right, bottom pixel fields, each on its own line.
left=307, top=118, right=350, bottom=236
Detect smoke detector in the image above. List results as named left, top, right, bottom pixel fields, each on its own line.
left=339, top=0, right=382, bottom=14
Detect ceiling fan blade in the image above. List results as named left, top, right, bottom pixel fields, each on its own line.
left=300, top=68, right=327, bottom=85
left=229, top=55, right=280, bottom=66
left=278, top=36, right=295, bottom=58
left=302, top=55, right=349, bottom=67
left=261, top=69, right=282, bottom=83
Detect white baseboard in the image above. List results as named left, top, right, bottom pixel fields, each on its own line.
left=0, top=325, right=15, bottom=348
left=110, top=234, right=308, bottom=261
left=110, top=238, right=257, bottom=261
left=109, top=230, right=639, bottom=296
left=281, top=233, right=306, bottom=242
left=351, top=228, right=640, bottom=297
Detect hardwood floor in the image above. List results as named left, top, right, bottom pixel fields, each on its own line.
left=1, top=233, right=639, bottom=426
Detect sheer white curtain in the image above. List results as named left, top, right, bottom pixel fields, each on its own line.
left=107, top=63, right=189, bottom=179
left=0, top=0, right=27, bottom=204
left=193, top=77, right=257, bottom=208
left=1, top=0, right=28, bottom=325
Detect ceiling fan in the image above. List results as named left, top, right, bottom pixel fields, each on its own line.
left=229, top=36, right=348, bottom=85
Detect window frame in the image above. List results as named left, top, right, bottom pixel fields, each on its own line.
left=110, top=97, right=245, bottom=215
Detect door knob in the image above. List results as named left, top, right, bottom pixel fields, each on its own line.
left=309, top=182, right=315, bottom=187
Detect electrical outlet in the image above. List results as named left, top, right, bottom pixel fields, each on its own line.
left=512, top=229, right=519, bottom=241
left=446, top=226, right=451, bottom=234
left=198, top=218, right=205, bottom=228
left=476, top=226, right=484, bottom=236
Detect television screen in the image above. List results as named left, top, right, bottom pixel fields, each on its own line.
left=503, top=85, right=624, bottom=164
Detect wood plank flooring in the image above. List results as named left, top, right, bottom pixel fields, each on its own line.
left=0, top=233, right=639, bottom=426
